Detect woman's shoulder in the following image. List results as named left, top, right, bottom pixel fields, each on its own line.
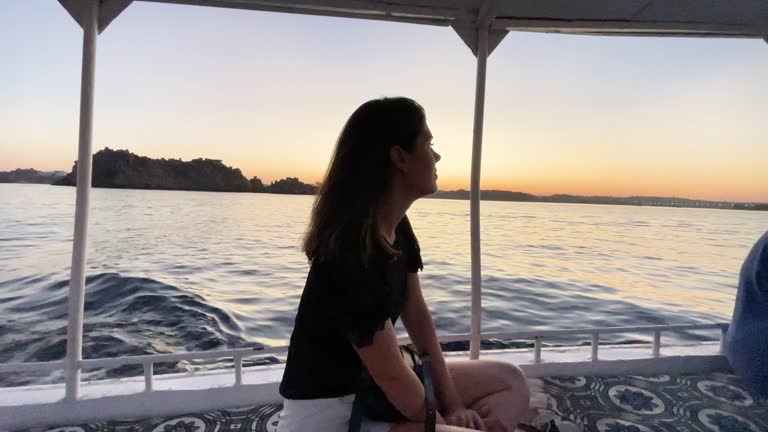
left=397, top=215, right=419, bottom=244
left=397, top=214, right=414, bottom=233
left=397, top=215, right=421, bottom=252
left=397, top=214, right=423, bottom=272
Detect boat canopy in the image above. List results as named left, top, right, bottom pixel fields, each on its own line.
left=151, top=0, right=768, bottom=36
left=62, top=1, right=768, bottom=53
left=52, top=0, right=766, bottom=402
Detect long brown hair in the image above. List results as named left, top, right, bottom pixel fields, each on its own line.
left=303, top=97, right=426, bottom=265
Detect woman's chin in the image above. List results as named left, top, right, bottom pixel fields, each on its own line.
left=412, top=185, right=437, bottom=200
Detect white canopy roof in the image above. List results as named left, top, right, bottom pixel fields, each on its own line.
left=63, top=0, right=768, bottom=45
left=140, top=0, right=768, bottom=38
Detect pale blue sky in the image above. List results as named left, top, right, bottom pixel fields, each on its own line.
left=2, top=1, right=766, bottom=201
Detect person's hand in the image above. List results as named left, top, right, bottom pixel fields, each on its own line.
left=476, top=405, right=509, bottom=432
left=436, top=412, right=447, bottom=425
left=445, top=406, right=485, bottom=430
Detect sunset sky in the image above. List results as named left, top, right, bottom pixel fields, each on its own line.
left=2, top=1, right=766, bottom=202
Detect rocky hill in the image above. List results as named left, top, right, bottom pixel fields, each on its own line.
left=54, top=148, right=318, bottom=195
left=55, top=148, right=255, bottom=192
left=0, top=169, right=66, bottom=184
left=267, top=177, right=318, bottom=194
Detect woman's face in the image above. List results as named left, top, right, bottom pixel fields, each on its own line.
left=404, top=124, right=441, bottom=197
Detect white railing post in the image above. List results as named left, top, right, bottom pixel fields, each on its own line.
left=533, top=336, right=542, bottom=363
left=591, top=333, right=599, bottom=361
left=469, top=21, right=490, bottom=361
left=234, top=354, right=243, bottom=386
left=65, top=0, right=99, bottom=402
left=719, top=325, right=728, bottom=354
left=144, top=361, right=154, bottom=392
left=652, top=330, right=662, bottom=357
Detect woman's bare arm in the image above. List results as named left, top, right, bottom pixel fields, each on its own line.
left=400, top=272, right=464, bottom=413
left=355, top=319, right=446, bottom=423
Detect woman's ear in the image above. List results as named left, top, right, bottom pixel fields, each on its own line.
left=389, top=145, right=409, bottom=173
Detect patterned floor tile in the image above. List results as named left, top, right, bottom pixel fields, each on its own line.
left=542, top=373, right=768, bottom=432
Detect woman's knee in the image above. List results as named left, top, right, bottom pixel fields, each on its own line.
left=487, top=361, right=527, bottom=391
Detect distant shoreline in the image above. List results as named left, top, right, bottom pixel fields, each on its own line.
left=428, top=190, right=768, bottom=211
left=3, top=181, right=766, bottom=212
left=2, top=148, right=766, bottom=211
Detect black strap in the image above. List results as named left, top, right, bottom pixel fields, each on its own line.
left=348, top=352, right=437, bottom=432
left=420, top=353, right=437, bottom=432
left=348, top=389, right=365, bottom=432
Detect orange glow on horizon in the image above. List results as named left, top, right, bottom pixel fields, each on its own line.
left=218, top=166, right=768, bottom=203
left=433, top=174, right=766, bottom=203
left=2, top=149, right=765, bottom=203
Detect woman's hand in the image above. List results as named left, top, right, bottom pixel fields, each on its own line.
left=436, top=412, right=447, bottom=425
left=444, top=406, right=485, bottom=430
left=477, top=405, right=509, bottom=432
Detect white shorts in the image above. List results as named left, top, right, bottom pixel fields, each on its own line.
left=277, top=394, right=394, bottom=432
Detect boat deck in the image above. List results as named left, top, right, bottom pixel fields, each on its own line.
left=11, top=371, right=767, bottom=432
left=541, top=372, right=768, bottom=432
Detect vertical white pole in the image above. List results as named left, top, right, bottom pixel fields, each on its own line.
left=469, top=24, right=489, bottom=361
left=65, top=0, right=99, bottom=402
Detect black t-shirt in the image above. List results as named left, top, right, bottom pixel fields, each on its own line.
left=279, top=216, right=423, bottom=399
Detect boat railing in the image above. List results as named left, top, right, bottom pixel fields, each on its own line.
left=0, top=322, right=729, bottom=395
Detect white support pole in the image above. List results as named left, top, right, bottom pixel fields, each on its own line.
left=65, top=0, right=99, bottom=402
left=469, top=23, right=489, bottom=361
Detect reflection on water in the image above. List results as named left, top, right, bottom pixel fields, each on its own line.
left=1, top=183, right=766, bottom=385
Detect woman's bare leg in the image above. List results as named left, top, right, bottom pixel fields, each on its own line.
left=446, top=360, right=531, bottom=432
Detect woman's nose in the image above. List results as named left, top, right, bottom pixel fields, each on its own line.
left=433, top=150, right=442, bottom=162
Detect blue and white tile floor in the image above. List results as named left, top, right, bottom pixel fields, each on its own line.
left=541, top=373, right=768, bottom=432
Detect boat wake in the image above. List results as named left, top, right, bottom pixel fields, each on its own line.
left=0, top=273, right=275, bottom=387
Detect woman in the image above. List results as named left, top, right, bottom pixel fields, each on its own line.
left=278, top=97, right=530, bottom=432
